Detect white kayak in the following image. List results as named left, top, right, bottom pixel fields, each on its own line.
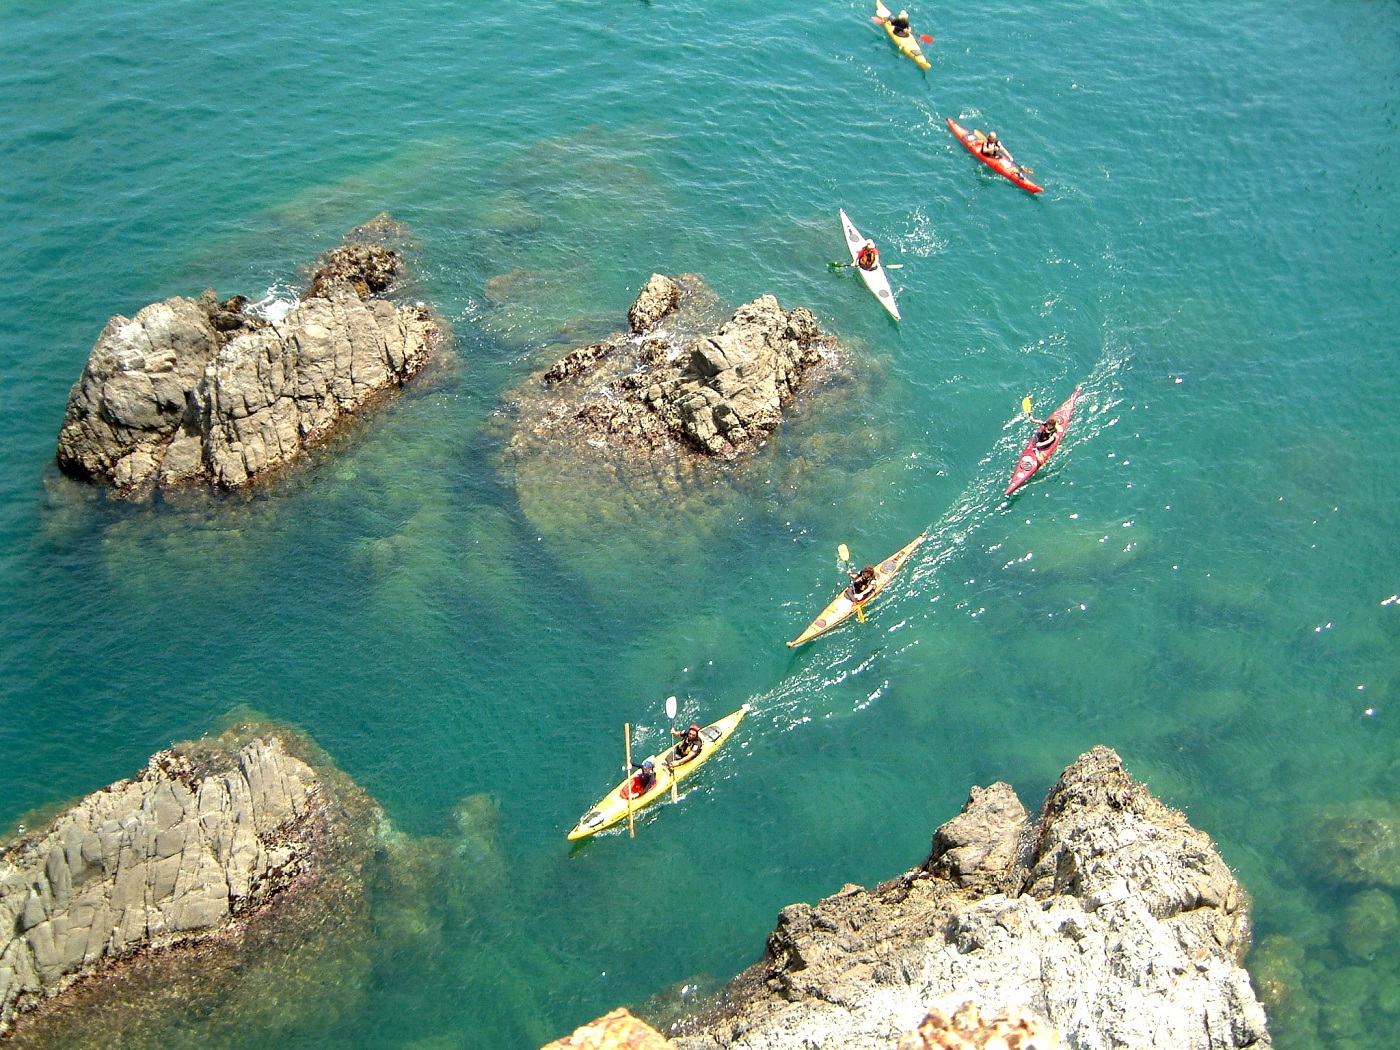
left=839, top=209, right=900, bottom=320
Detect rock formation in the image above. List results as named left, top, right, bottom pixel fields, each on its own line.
left=55, top=214, right=443, bottom=497
left=518, top=273, right=838, bottom=460
left=0, top=724, right=379, bottom=1040
left=546, top=747, right=1272, bottom=1050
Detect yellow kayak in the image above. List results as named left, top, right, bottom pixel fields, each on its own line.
left=787, top=533, right=927, bottom=647
left=875, top=1, right=931, bottom=70
left=567, top=706, right=749, bottom=840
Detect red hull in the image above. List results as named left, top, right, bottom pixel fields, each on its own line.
left=946, top=118, right=1043, bottom=194
left=1005, top=386, right=1082, bottom=496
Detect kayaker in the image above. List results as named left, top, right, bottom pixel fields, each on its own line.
left=856, top=240, right=880, bottom=271
left=979, top=131, right=1004, bottom=159
left=1033, top=417, right=1061, bottom=450
left=670, top=724, right=704, bottom=765
left=889, top=10, right=913, bottom=37
left=846, top=565, right=878, bottom=603
left=626, top=758, right=657, bottom=798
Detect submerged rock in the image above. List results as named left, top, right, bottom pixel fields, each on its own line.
left=1308, top=799, right=1400, bottom=890
left=651, top=746, right=1270, bottom=1050
left=55, top=214, right=443, bottom=498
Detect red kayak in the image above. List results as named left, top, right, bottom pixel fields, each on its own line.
left=1006, top=386, right=1081, bottom=496
left=946, top=118, right=1043, bottom=194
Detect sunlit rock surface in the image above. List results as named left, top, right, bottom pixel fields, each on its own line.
left=660, top=746, right=1270, bottom=1050
left=56, top=214, right=443, bottom=497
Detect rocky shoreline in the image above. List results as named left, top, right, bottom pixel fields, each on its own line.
left=2, top=732, right=1273, bottom=1050
left=549, top=747, right=1273, bottom=1050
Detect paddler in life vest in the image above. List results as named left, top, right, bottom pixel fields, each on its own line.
left=670, top=724, right=704, bottom=765
left=889, top=10, right=913, bottom=37
left=979, top=131, right=1005, bottom=159
left=1033, top=416, right=1061, bottom=450
left=626, top=758, right=657, bottom=798
left=846, top=565, right=878, bottom=603
left=855, top=240, right=880, bottom=271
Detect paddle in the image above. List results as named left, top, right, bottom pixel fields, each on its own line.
left=665, top=695, right=679, bottom=802
left=1022, top=396, right=1033, bottom=416
left=624, top=722, right=635, bottom=838
left=838, top=543, right=851, bottom=563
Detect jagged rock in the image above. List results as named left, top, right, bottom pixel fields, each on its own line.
left=541, top=1007, right=672, bottom=1049
left=628, top=273, right=680, bottom=333
left=668, top=746, right=1271, bottom=1050
left=0, top=728, right=371, bottom=1037
left=55, top=217, right=442, bottom=497
left=895, top=1001, right=1058, bottom=1050
left=518, top=276, right=836, bottom=463
left=925, top=783, right=1027, bottom=893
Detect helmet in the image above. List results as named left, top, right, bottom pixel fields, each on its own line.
left=642, top=759, right=654, bottom=769
left=988, top=132, right=998, bottom=141
left=899, top=10, right=908, bottom=18
left=689, top=724, right=701, bottom=733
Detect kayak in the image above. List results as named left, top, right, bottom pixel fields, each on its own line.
left=787, top=533, right=926, bottom=647
left=839, top=209, right=900, bottom=320
left=567, top=706, right=749, bottom=840
left=946, top=118, right=1044, bottom=194
left=875, top=1, right=931, bottom=70
left=1005, top=386, right=1082, bottom=496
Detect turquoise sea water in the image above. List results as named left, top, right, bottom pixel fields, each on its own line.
left=2, top=0, right=1398, bottom=1046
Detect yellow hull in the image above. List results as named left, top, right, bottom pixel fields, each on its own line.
left=787, top=533, right=927, bottom=647
left=567, top=706, right=749, bottom=840
left=876, top=1, right=931, bottom=70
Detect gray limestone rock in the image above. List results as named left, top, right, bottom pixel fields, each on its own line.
left=671, top=746, right=1271, bottom=1050
left=55, top=218, right=442, bottom=497
left=0, top=732, right=338, bottom=1034
left=628, top=273, right=681, bottom=333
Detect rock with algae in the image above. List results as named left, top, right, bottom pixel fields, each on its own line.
left=1308, top=799, right=1400, bottom=890
left=0, top=721, right=383, bottom=1047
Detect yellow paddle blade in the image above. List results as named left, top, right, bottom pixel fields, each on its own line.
left=856, top=605, right=866, bottom=623
left=838, top=543, right=850, bottom=563
left=1022, top=396, right=1033, bottom=415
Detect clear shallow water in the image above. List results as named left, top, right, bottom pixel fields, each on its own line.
left=1, top=0, right=1397, bottom=1046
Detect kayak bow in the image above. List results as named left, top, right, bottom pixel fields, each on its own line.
left=946, top=117, right=1043, bottom=194
left=875, top=1, right=931, bottom=70
left=839, top=209, right=900, bottom=320
left=1005, top=386, right=1082, bottom=496
left=788, top=533, right=926, bottom=647
left=567, top=706, right=748, bottom=840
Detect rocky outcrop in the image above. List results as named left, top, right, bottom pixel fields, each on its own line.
left=542, top=1008, right=673, bottom=1050
left=519, top=274, right=837, bottom=461
left=55, top=214, right=442, bottom=497
left=654, top=746, right=1270, bottom=1050
left=0, top=726, right=373, bottom=1038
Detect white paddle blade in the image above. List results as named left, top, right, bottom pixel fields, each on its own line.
left=665, top=695, right=678, bottom=719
